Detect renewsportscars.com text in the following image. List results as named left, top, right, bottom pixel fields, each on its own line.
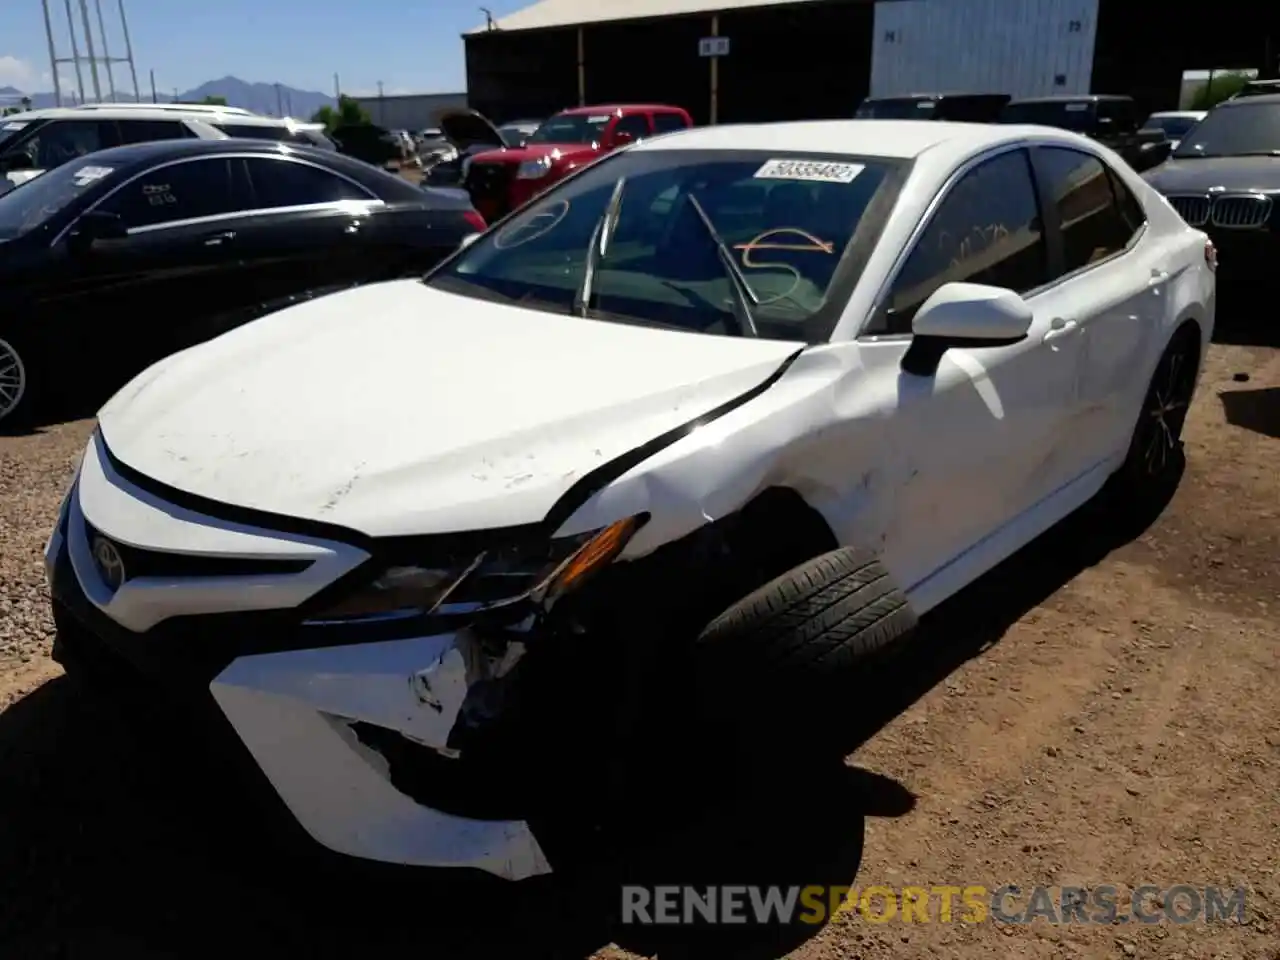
left=620, top=884, right=1248, bottom=926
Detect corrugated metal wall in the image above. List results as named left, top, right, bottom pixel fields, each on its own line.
left=465, top=29, right=580, bottom=123
left=869, top=0, right=1099, bottom=99
left=583, top=16, right=708, bottom=122
left=350, top=93, right=468, bottom=131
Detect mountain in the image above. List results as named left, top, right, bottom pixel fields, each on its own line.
left=3, top=75, right=334, bottom=118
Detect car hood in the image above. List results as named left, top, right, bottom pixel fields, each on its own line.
left=1144, top=156, right=1280, bottom=193
left=97, top=280, right=803, bottom=538
left=470, top=142, right=596, bottom=165
left=437, top=108, right=505, bottom=150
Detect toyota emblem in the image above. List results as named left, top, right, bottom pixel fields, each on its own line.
left=92, top=535, right=127, bottom=590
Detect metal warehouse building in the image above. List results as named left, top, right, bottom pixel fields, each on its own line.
left=350, top=91, right=469, bottom=130
left=464, top=0, right=1280, bottom=125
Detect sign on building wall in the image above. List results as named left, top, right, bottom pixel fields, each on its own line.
left=698, top=36, right=730, bottom=57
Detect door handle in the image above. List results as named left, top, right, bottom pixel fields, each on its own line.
left=1149, top=267, right=1169, bottom=285
left=343, top=219, right=363, bottom=235
left=1042, top=317, right=1079, bottom=343
left=202, top=230, right=237, bottom=247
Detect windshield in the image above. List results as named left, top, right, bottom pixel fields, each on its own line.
left=1174, top=102, right=1280, bottom=157
left=999, top=101, right=1097, bottom=131
left=526, top=112, right=613, bottom=145
left=426, top=149, right=904, bottom=343
left=0, top=156, right=117, bottom=240
left=0, top=118, right=33, bottom=151
left=855, top=98, right=937, bottom=120
left=1143, top=114, right=1200, bottom=139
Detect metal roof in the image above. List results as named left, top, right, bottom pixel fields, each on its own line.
left=465, top=0, right=826, bottom=35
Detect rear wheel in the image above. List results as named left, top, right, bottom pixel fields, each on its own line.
left=1110, top=323, right=1200, bottom=501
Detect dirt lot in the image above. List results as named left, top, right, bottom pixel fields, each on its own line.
left=0, top=328, right=1276, bottom=958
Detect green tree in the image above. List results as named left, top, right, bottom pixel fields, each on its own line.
left=1189, top=71, right=1253, bottom=109
left=310, top=95, right=372, bottom=132
left=200, top=94, right=228, bottom=106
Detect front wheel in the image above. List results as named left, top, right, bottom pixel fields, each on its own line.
left=0, top=333, right=36, bottom=430
left=691, top=546, right=918, bottom=757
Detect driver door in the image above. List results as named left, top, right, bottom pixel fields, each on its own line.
left=862, top=148, right=1085, bottom=594
left=44, top=156, right=255, bottom=388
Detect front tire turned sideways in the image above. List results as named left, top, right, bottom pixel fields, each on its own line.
left=692, top=546, right=918, bottom=753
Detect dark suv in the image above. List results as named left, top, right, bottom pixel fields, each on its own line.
left=855, top=93, right=1011, bottom=122
left=998, top=95, right=1172, bottom=171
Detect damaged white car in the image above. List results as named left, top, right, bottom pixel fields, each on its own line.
left=46, top=120, right=1215, bottom=881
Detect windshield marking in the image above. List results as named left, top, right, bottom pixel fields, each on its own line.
left=71, top=165, right=114, bottom=186
left=754, top=158, right=865, bottom=183
left=1, top=121, right=28, bottom=131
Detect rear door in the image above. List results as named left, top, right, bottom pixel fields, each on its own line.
left=232, top=155, right=387, bottom=308
left=46, top=155, right=254, bottom=385
left=1028, top=144, right=1162, bottom=467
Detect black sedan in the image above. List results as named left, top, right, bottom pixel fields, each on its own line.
left=1143, top=94, right=1280, bottom=294
left=0, top=137, right=486, bottom=427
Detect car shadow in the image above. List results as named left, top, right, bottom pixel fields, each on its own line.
left=0, top=469, right=1180, bottom=958
left=1219, top=385, right=1280, bottom=439
left=1212, top=297, right=1279, bottom=348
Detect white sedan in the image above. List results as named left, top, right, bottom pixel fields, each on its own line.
left=45, top=120, right=1215, bottom=881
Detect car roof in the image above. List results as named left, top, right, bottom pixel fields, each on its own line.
left=55, top=137, right=339, bottom=168
left=557, top=104, right=684, bottom=115
left=866, top=92, right=1008, bottom=100
left=631, top=119, right=1055, bottom=160
left=1147, top=110, right=1205, bottom=118
left=1006, top=94, right=1131, bottom=104
left=3, top=106, right=295, bottom=126
left=1218, top=93, right=1280, bottom=107
left=72, top=102, right=258, bottom=116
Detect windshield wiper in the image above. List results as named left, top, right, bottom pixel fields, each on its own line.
left=685, top=193, right=759, bottom=338
left=574, top=175, right=627, bottom=317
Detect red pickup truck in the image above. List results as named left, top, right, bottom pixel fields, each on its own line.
left=456, top=104, right=693, bottom=223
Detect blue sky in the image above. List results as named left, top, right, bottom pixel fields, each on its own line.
left=0, top=0, right=531, bottom=96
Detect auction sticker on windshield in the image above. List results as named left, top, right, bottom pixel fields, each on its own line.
left=754, top=159, right=864, bottom=184
left=1, top=121, right=28, bottom=131
left=72, top=165, right=114, bottom=186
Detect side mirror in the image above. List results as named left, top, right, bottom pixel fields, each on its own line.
left=0, top=150, right=27, bottom=173
left=611, top=130, right=636, bottom=147
left=68, top=210, right=127, bottom=251
left=903, top=282, right=1032, bottom=376
left=459, top=232, right=481, bottom=249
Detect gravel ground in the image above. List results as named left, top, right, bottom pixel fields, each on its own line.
left=0, top=332, right=1276, bottom=959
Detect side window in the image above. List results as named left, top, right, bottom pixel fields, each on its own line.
left=1107, top=167, right=1147, bottom=234
left=881, top=149, right=1047, bottom=334
left=96, top=158, right=238, bottom=229
left=612, top=114, right=651, bottom=141
left=26, top=120, right=118, bottom=169
left=652, top=112, right=689, bottom=134
left=243, top=157, right=370, bottom=209
left=1035, top=147, right=1138, bottom=274
left=116, top=119, right=192, bottom=144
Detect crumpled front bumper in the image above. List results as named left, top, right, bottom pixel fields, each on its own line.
left=44, top=442, right=553, bottom=881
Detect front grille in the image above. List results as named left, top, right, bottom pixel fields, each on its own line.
left=1211, top=194, right=1272, bottom=229
left=464, top=160, right=515, bottom=214
left=1167, top=193, right=1273, bottom=229
left=1168, top=195, right=1210, bottom=226
left=83, top=521, right=314, bottom=583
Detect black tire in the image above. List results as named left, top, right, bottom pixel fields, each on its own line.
left=692, top=546, right=918, bottom=752
left=1109, top=323, right=1200, bottom=504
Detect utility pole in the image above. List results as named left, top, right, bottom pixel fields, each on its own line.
left=62, top=0, right=87, bottom=103
left=117, top=0, right=141, bottom=101
left=275, top=82, right=283, bottom=117
left=149, top=67, right=156, bottom=103
left=92, top=0, right=116, bottom=98
left=77, top=0, right=103, bottom=101
left=40, top=0, right=63, bottom=106
left=333, top=72, right=340, bottom=100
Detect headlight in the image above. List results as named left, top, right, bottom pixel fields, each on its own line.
left=516, top=157, right=553, bottom=180
left=306, top=515, right=646, bottom=624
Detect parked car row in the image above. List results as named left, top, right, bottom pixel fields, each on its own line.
left=855, top=91, right=1179, bottom=172
left=43, top=115, right=1215, bottom=883
left=0, top=137, right=485, bottom=425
